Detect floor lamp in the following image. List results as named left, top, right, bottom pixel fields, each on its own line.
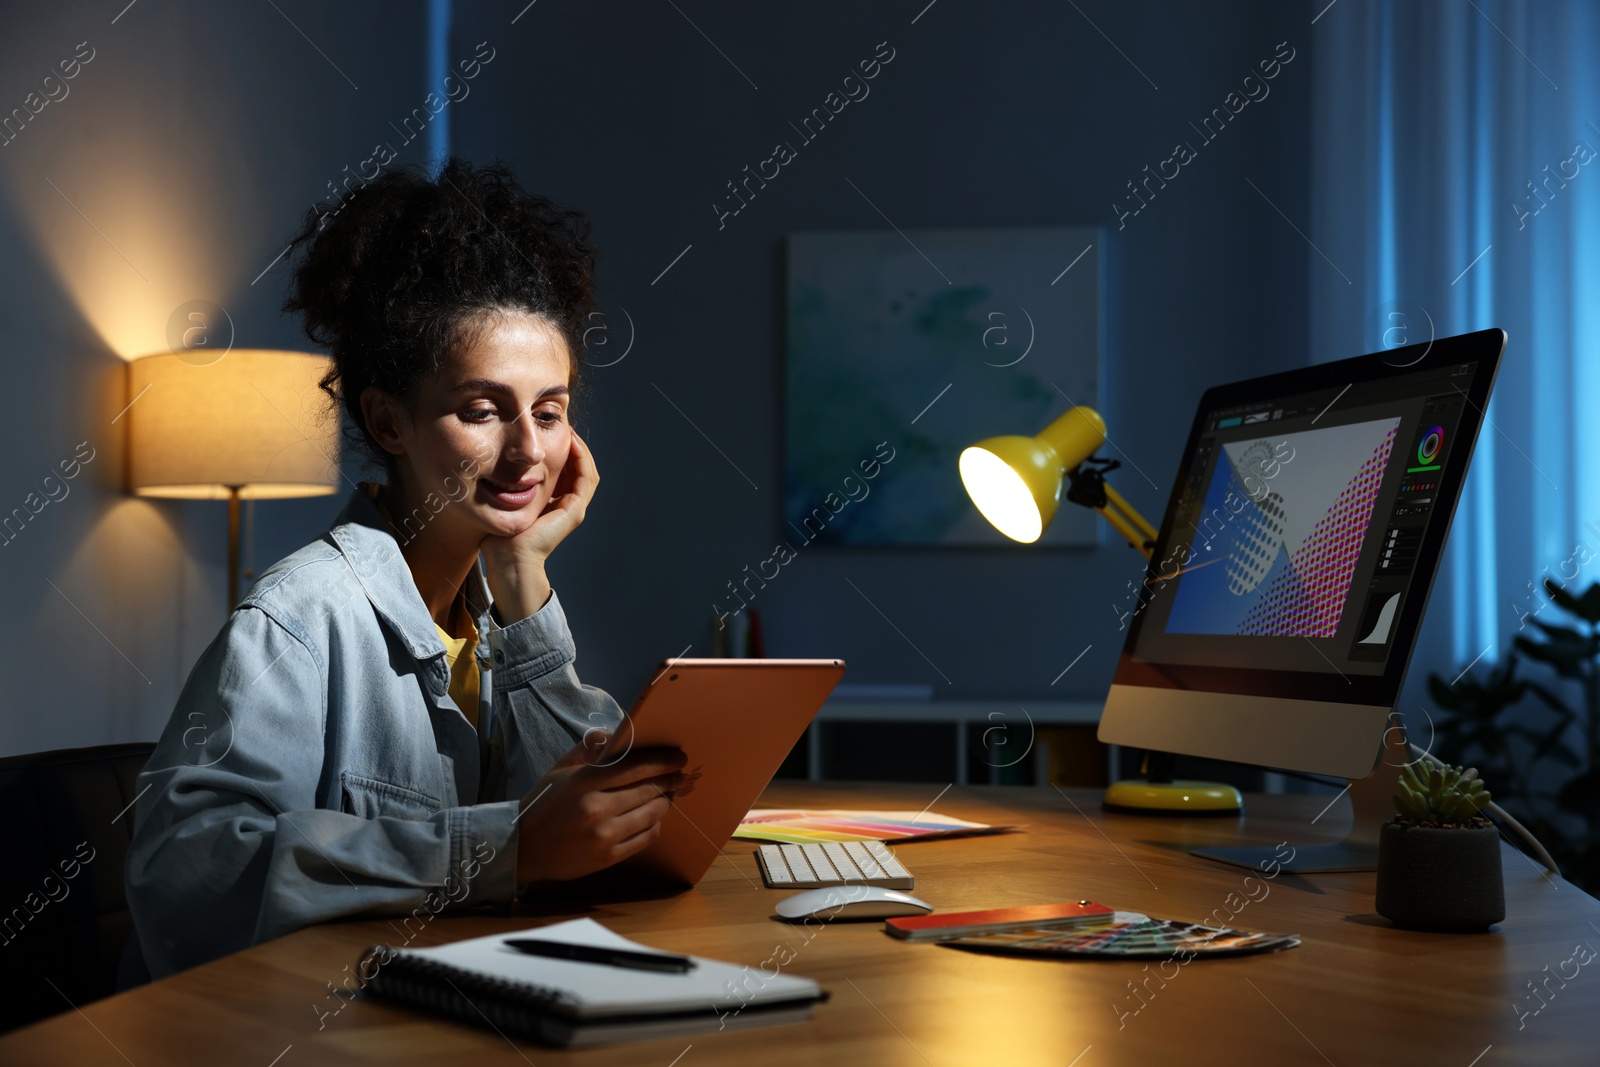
left=126, top=350, right=340, bottom=609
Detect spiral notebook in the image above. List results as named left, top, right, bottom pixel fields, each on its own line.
left=357, top=918, right=828, bottom=1048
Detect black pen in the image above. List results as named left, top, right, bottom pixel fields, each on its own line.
left=503, top=938, right=696, bottom=973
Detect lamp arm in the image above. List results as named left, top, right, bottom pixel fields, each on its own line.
left=1100, top=482, right=1159, bottom=553
left=1063, top=459, right=1158, bottom=558
left=1097, top=503, right=1151, bottom=556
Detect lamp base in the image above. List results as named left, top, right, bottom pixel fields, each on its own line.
left=1102, top=779, right=1243, bottom=816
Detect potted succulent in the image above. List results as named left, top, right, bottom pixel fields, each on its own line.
left=1375, top=758, right=1504, bottom=931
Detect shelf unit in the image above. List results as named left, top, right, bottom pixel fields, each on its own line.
left=807, top=699, right=1108, bottom=785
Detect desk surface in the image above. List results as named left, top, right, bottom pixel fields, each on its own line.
left=4, top=782, right=1597, bottom=1065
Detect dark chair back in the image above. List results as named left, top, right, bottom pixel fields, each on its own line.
left=0, top=742, right=153, bottom=1034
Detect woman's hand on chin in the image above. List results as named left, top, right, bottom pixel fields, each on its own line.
left=481, top=430, right=598, bottom=621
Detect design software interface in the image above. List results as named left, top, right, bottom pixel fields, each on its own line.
left=1129, top=362, right=1477, bottom=678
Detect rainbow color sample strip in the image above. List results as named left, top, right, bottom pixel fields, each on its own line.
left=733, top=809, right=1007, bottom=844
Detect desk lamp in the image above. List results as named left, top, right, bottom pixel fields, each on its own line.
left=126, top=350, right=340, bottom=608
left=958, top=405, right=1242, bottom=814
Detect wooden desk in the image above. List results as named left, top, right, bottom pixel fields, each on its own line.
left=4, top=783, right=1597, bottom=1065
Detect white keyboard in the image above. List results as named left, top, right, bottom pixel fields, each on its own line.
left=755, top=840, right=914, bottom=890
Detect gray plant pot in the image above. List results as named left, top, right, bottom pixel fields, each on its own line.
left=1375, top=821, right=1504, bottom=931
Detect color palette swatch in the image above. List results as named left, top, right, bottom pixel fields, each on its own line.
left=942, top=910, right=1300, bottom=959
left=733, top=809, right=1008, bottom=844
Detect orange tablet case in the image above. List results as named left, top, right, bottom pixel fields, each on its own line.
left=594, top=657, right=846, bottom=888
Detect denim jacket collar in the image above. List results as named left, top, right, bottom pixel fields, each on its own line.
left=325, top=482, right=495, bottom=665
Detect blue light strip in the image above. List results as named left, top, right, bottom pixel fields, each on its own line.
left=1571, top=5, right=1600, bottom=573
left=426, top=0, right=451, bottom=178
left=1375, top=15, right=1396, bottom=325
left=1528, top=78, right=1569, bottom=591
left=1469, top=10, right=1499, bottom=662
left=1443, top=11, right=1472, bottom=665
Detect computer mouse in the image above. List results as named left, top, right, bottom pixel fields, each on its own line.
left=774, top=886, right=935, bottom=922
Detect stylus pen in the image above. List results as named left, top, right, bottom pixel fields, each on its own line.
left=504, top=938, right=697, bottom=973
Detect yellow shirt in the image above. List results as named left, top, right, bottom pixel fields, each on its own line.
left=366, top=483, right=480, bottom=728
left=435, top=611, right=480, bottom=729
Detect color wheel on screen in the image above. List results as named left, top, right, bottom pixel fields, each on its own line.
left=1409, top=424, right=1443, bottom=472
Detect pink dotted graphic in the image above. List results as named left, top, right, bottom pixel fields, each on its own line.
left=1238, top=425, right=1398, bottom=638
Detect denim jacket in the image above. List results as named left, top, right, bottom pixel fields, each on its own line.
left=122, top=483, right=625, bottom=981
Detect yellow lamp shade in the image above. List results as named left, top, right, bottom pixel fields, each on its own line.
left=959, top=439, right=1058, bottom=542
left=959, top=406, right=1107, bottom=543
left=126, top=349, right=340, bottom=499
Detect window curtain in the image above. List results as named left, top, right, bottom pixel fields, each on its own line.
left=1310, top=1, right=1600, bottom=702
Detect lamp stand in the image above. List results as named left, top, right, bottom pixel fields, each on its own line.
left=1065, top=461, right=1237, bottom=811
left=227, top=486, right=242, bottom=610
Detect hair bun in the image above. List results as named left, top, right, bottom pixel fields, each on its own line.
left=279, top=156, right=598, bottom=476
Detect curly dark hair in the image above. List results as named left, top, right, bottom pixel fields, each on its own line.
left=281, top=156, right=598, bottom=477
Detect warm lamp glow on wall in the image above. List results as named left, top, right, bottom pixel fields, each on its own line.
left=958, top=406, right=1159, bottom=553
left=126, top=350, right=340, bottom=608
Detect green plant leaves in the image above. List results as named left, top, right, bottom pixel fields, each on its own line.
left=1543, top=577, right=1600, bottom=624
left=1514, top=621, right=1600, bottom=678
left=1428, top=578, right=1600, bottom=891
left=1556, top=769, right=1600, bottom=819
left=1429, top=656, right=1527, bottom=714
left=1394, top=756, right=1491, bottom=825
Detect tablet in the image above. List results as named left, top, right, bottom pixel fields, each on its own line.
left=592, top=657, right=846, bottom=888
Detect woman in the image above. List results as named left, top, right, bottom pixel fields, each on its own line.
left=121, top=158, right=684, bottom=983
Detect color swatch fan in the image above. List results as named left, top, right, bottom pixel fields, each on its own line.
left=734, top=809, right=1007, bottom=844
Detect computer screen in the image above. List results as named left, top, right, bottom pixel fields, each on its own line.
left=1133, top=366, right=1471, bottom=677
left=1099, top=328, right=1504, bottom=781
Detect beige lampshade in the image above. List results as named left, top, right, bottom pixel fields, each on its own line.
left=126, top=349, right=340, bottom=499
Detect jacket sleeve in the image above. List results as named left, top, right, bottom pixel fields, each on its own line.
left=125, top=605, right=522, bottom=980
left=486, top=587, right=627, bottom=802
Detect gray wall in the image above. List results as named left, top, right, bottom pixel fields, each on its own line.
left=0, top=1, right=430, bottom=756
left=450, top=3, right=1314, bottom=704
left=0, top=1, right=1313, bottom=756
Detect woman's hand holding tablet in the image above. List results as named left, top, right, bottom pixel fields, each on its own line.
left=515, top=732, right=689, bottom=884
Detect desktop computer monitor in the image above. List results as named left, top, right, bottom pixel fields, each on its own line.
left=1097, top=327, right=1505, bottom=870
